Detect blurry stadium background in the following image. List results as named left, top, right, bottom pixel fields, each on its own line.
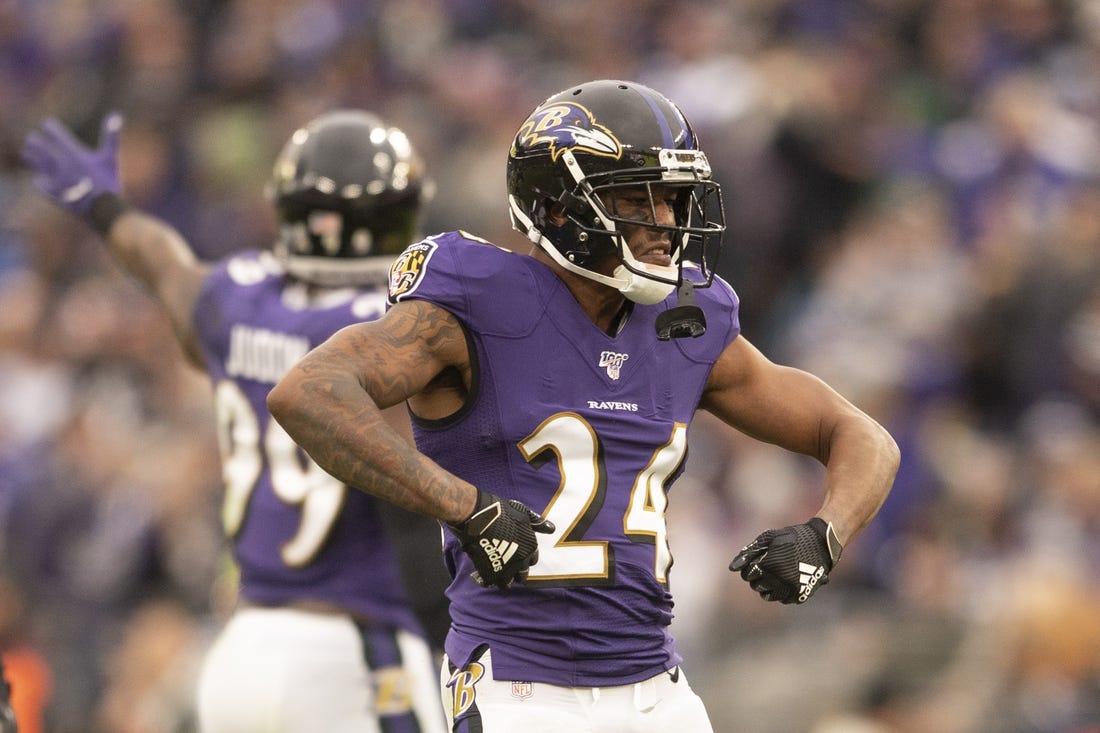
left=1, top=1, right=1098, bottom=731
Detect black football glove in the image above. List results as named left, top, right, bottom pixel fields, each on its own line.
left=729, top=517, right=843, bottom=604
left=446, top=489, right=555, bottom=589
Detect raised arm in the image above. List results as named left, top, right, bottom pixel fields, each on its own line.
left=102, top=210, right=209, bottom=367
left=702, top=334, right=900, bottom=604
left=21, top=114, right=209, bottom=368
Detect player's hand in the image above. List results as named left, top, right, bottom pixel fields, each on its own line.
left=446, top=489, right=555, bottom=589
left=21, top=113, right=123, bottom=216
left=729, top=517, right=843, bottom=604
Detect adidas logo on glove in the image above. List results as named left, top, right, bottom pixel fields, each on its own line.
left=479, top=538, right=519, bottom=572
left=797, top=562, right=825, bottom=603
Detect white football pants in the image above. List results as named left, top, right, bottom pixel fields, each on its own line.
left=198, top=607, right=447, bottom=733
left=441, top=648, right=714, bottom=732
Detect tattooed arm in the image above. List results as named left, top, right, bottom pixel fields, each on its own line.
left=267, top=298, right=478, bottom=522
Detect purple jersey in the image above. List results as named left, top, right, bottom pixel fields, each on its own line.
left=389, top=232, right=741, bottom=686
left=194, top=251, right=423, bottom=635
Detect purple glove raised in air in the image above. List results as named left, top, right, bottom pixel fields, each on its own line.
left=21, top=113, right=123, bottom=218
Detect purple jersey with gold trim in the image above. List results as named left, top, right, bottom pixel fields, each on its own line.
left=389, top=232, right=740, bottom=686
left=194, top=251, right=422, bottom=634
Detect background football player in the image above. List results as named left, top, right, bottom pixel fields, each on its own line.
left=21, top=109, right=450, bottom=732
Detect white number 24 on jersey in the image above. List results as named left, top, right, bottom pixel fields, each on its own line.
left=519, top=412, right=687, bottom=587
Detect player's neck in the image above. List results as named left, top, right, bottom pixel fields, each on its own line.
left=530, top=247, right=629, bottom=334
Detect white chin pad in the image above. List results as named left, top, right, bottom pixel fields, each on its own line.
left=613, top=263, right=677, bottom=305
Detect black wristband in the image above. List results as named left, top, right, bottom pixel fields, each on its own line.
left=88, top=192, right=131, bottom=235
left=808, top=517, right=843, bottom=565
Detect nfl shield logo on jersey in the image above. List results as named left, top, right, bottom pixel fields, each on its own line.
left=598, top=350, right=629, bottom=380
left=510, top=681, right=533, bottom=700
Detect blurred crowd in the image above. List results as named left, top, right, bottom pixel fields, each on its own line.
left=1, top=0, right=1098, bottom=731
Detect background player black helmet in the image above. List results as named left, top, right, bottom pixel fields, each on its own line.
left=268, top=109, right=429, bottom=287
left=507, top=79, right=725, bottom=304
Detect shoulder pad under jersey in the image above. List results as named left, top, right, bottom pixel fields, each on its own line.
left=669, top=263, right=742, bottom=360
left=387, top=231, right=551, bottom=337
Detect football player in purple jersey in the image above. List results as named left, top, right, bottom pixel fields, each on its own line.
left=267, top=80, right=901, bottom=732
left=21, top=110, right=450, bottom=732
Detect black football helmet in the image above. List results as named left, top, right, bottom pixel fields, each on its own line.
left=268, top=110, right=429, bottom=287
left=507, top=79, right=724, bottom=305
